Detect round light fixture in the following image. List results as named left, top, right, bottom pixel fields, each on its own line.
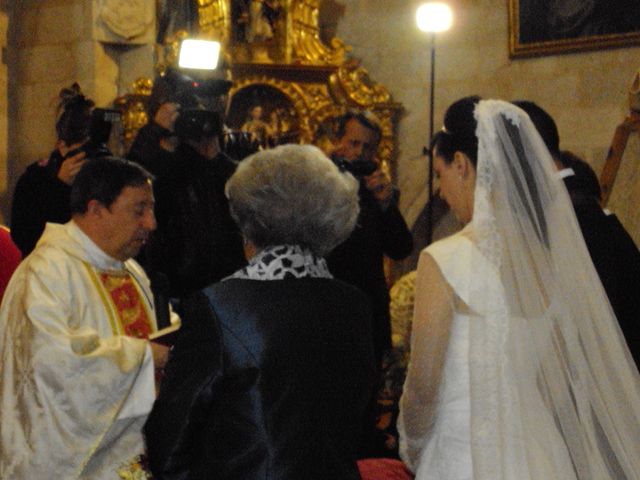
left=416, top=2, right=453, bottom=33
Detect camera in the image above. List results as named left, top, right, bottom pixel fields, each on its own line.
left=174, top=109, right=224, bottom=141
left=157, top=68, right=230, bottom=142
left=332, top=155, right=378, bottom=177
left=66, top=108, right=121, bottom=159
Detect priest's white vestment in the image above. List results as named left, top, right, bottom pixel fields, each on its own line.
left=0, top=221, right=157, bottom=479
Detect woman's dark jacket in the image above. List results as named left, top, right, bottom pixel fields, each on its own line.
left=144, top=277, right=376, bottom=479
left=10, top=150, right=71, bottom=256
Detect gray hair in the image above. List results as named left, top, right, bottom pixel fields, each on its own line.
left=226, top=144, right=360, bottom=256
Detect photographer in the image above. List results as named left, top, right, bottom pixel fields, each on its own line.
left=328, top=110, right=412, bottom=368
left=326, top=110, right=413, bottom=458
left=129, top=69, right=245, bottom=305
left=127, top=70, right=182, bottom=174
left=11, top=84, right=94, bottom=256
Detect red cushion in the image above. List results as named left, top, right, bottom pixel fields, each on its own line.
left=357, top=458, right=414, bottom=480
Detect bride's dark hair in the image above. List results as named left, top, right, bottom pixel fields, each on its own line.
left=430, top=95, right=481, bottom=167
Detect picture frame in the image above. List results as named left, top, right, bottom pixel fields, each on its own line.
left=508, top=0, right=640, bottom=58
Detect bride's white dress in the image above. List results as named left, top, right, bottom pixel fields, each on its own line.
left=415, top=296, right=472, bottom=480
left=403, top=227, right=575, bottom=480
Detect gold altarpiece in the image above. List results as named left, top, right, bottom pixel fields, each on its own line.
left=117, top=0, right=402, bottom=171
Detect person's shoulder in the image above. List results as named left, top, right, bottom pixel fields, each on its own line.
left=124, top=258, right=152, bottom=286
left=324, top=276, right=369, bottom=298
left=425, top=228, right=474, bottom=260
left=302, top=276, right=372, bottom=315
left=19, top=240, right=75, bottom=284
left=15, top=158, right=52, bottom=184
left=14, top=154, right=67, bottom=199
left=208, top=275, right=368, bottom=305
left=214, top=151, right=239, bottom=176
left=421, top=227, right=488, bottom=285
left=204, top=276, right=243, bottom=293
left=199, top=278, right=245, bottom=309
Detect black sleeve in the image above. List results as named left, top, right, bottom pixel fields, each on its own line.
left=10, top=162, right=71, bottom=256
left=144, top=291, right=224, bottom=479
left=128, top=123, right=175, bottom=178
left=379, top=197, right=413, bottom=261
left=573, top=198, right=640, bottom=367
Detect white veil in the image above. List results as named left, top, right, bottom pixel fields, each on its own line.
left=468, top=100, right=640, bottom=479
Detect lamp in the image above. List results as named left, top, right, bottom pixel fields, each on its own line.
left=416, top=2, right=453, bottom=33
left=417, top=2, right=453, bottom=245
left=178, top=39, right=221, bottom=70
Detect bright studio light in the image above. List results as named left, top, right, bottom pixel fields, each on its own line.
left=416, top=2, right=453, bottom=33
left=178, top=39, right=221, bottom=70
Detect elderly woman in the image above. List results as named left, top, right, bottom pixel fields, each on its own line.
left=144, top=144, right=377, bottom=479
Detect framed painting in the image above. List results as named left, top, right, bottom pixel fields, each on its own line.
left=509, top=0, right=640, bottom=58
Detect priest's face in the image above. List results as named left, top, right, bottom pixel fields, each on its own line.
left=99, top=181, right=156, bottom=261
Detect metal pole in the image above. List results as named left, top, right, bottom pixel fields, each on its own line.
left=426, top=32, right=436, bottom=245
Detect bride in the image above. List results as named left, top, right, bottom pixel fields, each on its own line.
left=398, top=97, right=640, bottom=479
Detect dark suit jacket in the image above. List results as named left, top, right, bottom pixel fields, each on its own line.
left=144, top=277, right=376, bottom=480
left=564, top=174, right=640, bottom=368
left=129, top=127, right=245, bottom=299
left=327, top=183, right=413, bottom=365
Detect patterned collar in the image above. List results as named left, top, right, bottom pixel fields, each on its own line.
left=227, top=245, right=333, bottom=281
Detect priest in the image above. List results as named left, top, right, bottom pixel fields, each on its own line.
left=0, top=157, right=171, bottom=479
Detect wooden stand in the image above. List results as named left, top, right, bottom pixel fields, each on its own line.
left=600, top=110, right=640, bottom=206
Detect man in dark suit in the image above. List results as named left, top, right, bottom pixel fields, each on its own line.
left=326, top=110, right=413, bottom=370
left=326, top=110, right=413, bottom=458
left=515, top=100, right=640, bottom=369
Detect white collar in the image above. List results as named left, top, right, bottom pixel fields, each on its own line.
left=556, top=168, right=575, bottom=180
left=227, top=245, right=332, bottom=281
left=67, top=221, right=126, bottom=271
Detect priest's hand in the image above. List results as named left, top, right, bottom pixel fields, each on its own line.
left=150, top=342, right=170, bottom=370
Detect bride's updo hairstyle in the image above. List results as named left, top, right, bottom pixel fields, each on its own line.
left=430, top=95, right=481, bottom=167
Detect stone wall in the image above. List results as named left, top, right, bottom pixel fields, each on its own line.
left=333, top=0, right=640, bottom=234
left=2, top=0, right=155, bottom=222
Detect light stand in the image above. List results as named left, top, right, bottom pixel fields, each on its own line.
left=416, top=2, right=452, bottom=244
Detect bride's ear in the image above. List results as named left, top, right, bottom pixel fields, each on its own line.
left=452, top=151, right=473, bottom=179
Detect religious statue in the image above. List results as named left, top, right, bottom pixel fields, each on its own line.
left=241, top=105, right=274, bottom=148
left=246, top=0, right=280, bottom=43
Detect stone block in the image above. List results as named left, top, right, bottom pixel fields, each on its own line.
left=34, top=3, right=84, bottom=45
left=17, top=45, right=73, bottom=83
left=72, top=40, right=99, bottom=80
left=112, top=43, right=154, bottom=95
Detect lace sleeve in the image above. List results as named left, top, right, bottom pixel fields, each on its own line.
left=398, top=249, right=454, bottom=472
